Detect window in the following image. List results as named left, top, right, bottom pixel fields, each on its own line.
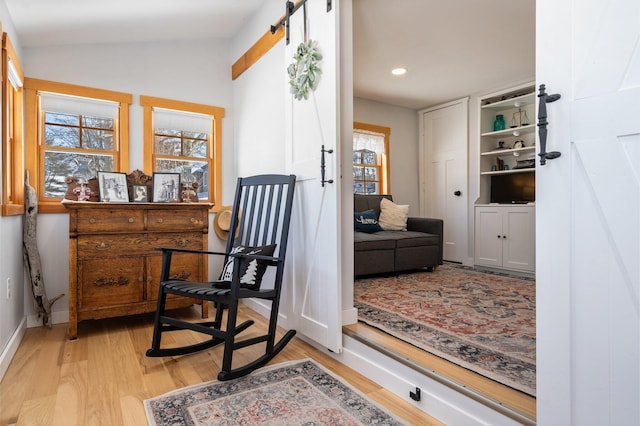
left=1, top=33, right=24, bottom=216
left=140, top=96, right=224, bottom=206
left=25, top=79, right=132, bottom=213
left=353, top=122, right=390, bottom=195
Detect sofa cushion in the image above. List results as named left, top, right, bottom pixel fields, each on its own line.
left=382, top=231, right=440, bottom=248
left=354, top=209, right=384, bottom=233
left=354, top=194, right=392, bottom=218
left=354, top=232, right=396, bottom=251
left=379, top=198, right=409, bottom=231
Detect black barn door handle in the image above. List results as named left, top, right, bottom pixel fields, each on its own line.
left=537, top=84, right=562, bottom=166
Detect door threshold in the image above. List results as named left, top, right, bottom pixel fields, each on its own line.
left=343, top=322, right=536, bottom=424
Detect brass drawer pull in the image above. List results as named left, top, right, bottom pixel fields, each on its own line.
left=175, top=238, right=190, bottom=247
left=157, top=218, right=164, bottom=223
left=190, top=217, right=196, bottom=223
left=89, top=218, right=96, bottom=224
left=128, top=217, right=135, bottom=223
left=94, top=276, right=128, bottom=287
left=95, top=242, right=112, bottom=250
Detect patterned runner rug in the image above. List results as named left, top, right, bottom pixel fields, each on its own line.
left=145, top=359, right=406, bottom=425
left=355, top=263, right=536, bottom=396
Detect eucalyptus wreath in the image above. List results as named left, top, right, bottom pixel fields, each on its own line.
left=287, top=39, right=323, bottom=100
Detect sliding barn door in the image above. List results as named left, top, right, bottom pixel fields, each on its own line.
left=537, top=0, right=640, bottom=423
left=283, top=0, right=342, bottom=353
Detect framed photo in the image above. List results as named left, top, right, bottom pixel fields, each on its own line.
left=97, top=171, right=129, bottom=202
left=132, top=185, right=148, bottom=202
left=152, top=172, right=181, bottom=202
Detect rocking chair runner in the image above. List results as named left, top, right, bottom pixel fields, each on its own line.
left=146, top=174, right=297, bottom=381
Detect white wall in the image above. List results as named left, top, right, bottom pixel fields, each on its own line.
left=231, top=1, right=285, bottom=177
left=0, top=0, right=26, bottom=373
left=353, top=97, right=420, bottom=215
left=20, top=38, right=238, bottom=321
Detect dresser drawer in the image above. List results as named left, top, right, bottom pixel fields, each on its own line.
left=77, top=234, right=151, bottom=258
left=78, top=258, right=144, bottom=309
left=146, top=232, right=204, bottom=251
left=147, top=209, right=206, bottom=231
left=77, top=209, right=145, bottom=233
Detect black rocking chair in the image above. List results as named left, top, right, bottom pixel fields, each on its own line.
left=146, top=174, right=297, bottom=381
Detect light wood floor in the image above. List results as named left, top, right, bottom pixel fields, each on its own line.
left=0, top=304, right=442, bottom=426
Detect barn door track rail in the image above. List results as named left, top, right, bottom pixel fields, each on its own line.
left=270, top=0, right=333, bottom=45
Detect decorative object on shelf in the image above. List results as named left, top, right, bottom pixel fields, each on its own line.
left=287, top=39, right=323, bottom=100
left=514, top=158, right=536, bottom=169
left=521, top=109, right=530, bottom=126
left=510, top=112, right=519, bottom=128
left=493, top=114, right=506, bottom=131
left=514, top=140, right=524, bottom=149
left=152, top=172, right=181, bottom=202
left=71, top=178, right=93, bottom=201
left=133, top=185, right=148, bottom=202
left=97, top=171, right=129, bottom=203
left=181, top=182, right=199, bottom=203
left=65, top=176, right=98, bottom=202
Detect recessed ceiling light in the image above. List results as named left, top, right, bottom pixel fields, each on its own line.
left=391, top=67, right=407, bottom=76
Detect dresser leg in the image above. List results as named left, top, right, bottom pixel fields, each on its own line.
left=68, top=320, right=78, bottom=340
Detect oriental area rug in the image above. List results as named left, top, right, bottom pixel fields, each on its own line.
left=144, top=359, right=406, bottom=426
left=354, top=263, right=536, bottom=396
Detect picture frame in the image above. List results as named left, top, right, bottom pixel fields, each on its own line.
left=152, top=172, right=181, bottom=202
left=132, top=185, right=148, bottom=202
left=97, top=171, right=129, bottom=202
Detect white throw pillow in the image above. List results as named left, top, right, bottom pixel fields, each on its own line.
left=378, top=198, right=409, bottom=231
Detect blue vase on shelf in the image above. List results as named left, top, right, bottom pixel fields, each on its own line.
left=493, top=114, right=506, bottom=131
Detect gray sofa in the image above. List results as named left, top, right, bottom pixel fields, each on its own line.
left=354, top=194, right=443, bottom=277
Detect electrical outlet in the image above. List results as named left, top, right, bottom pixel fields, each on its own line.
left=6, top=277, right=11, bottom=299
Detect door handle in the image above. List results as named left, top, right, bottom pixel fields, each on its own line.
left=454, top=190, right=462, bottom=196
left=320, top=145, right=334, bottom=187
left=537, top=84, right=562, bottom=165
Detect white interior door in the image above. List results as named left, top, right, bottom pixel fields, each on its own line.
left=537, top=0, right=640, bottom=423
left=419, top=98, right=468, bottom=263
left=283, top=1, right=342, bottom=353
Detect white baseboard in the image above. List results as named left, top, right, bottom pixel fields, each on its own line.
left=0, top=317, right=26, bottom=382
left=27, top=309, right=69, bottom=328
left=342, top=306, right=358, bottom=325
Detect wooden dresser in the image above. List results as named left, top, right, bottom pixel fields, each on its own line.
left=63, top=201, right=211, bottom=339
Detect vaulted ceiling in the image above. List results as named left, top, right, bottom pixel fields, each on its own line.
left=5, top=0, right=535, bottom=110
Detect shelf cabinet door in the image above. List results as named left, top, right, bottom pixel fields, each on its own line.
left=502, top=207, right=535, bottom=272
left=474, top=205, right=535, bottom=272
left=474, top=207, right=503, bottom=267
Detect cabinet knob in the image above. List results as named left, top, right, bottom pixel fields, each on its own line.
left=128, top=217, right=134, bottom=223
left=190, top=217, right=196, bottom=223
left=454, top=190, right=462, bottom=196
left=157, top=218, right=164, bottom=223
left=497, top=235, right=501, bottom=238
left=89, top=218, right=96, bottom=224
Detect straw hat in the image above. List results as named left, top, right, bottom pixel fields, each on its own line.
left=213, top=206, right=235, bottom=240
